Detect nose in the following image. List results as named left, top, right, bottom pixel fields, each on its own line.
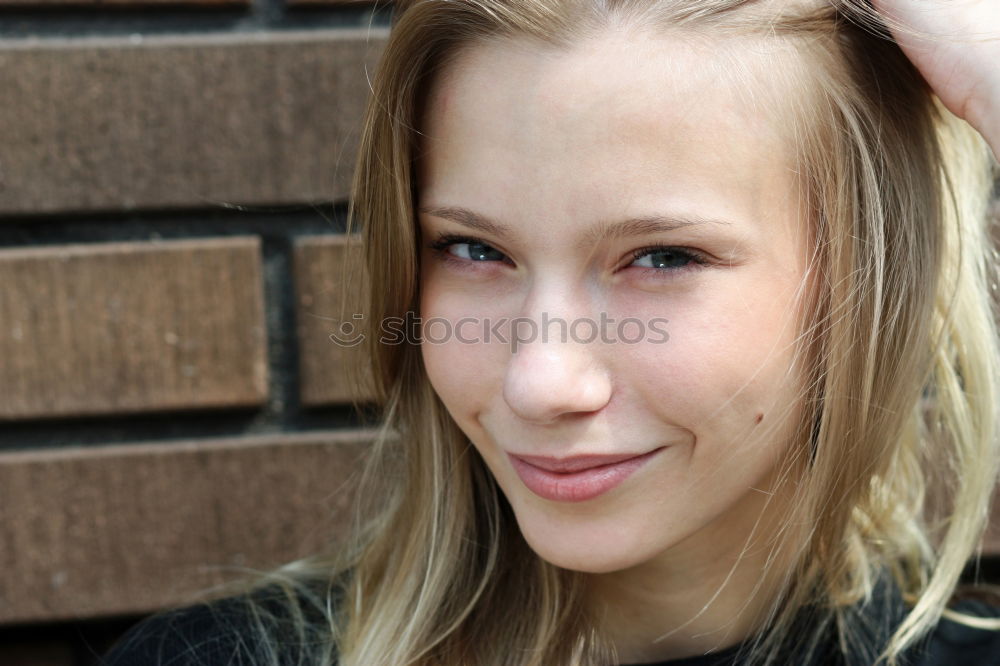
left=502, top=313, right=613, bottom=424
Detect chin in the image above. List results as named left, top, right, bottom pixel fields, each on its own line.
left=514, top=515, right=654, bottom=574
left=529, top=540, right=647, bottom=574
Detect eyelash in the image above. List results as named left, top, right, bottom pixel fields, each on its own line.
left=429, top=234, right=516, bottom=269
left=625, top=244, right=710, bottom=277
left=427, top=233, right=710, bottom=279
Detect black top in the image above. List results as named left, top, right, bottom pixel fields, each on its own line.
left=102, top=576, right=1000, bottom=666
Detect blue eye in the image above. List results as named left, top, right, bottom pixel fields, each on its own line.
left=443, top=239, right=505, bottom=262
left=429, top=234, right=512, bottom=267
left=628, top=246, right=707, bottom=273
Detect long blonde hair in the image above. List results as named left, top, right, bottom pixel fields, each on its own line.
left=227, top=1, right=1000, bottom=665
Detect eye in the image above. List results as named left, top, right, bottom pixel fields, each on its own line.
left=428, top=233, right=513, bottom=267
left=626, top=245, right=709, bottom=277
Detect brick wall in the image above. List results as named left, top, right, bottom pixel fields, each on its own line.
left=0, top=2, right=387, bottom=663
left=1, top=3, right=999, bottom=665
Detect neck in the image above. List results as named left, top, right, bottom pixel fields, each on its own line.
left=585, top=478, right=806, bottom=664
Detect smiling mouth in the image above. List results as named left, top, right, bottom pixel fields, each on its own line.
left=506, top=447, right=666, bottom=502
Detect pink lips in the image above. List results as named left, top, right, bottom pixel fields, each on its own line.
left=507, top=448, right=664, bottom=502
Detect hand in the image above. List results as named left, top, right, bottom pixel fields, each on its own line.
left=870, top=0, right=1000, bottom=158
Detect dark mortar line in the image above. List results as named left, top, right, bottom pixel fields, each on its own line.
left=258, top=229, right=300, bottom=421
left=0, top=2, right=391, bottom=37
left=0, top=200, right=344, bottom=224
left=0, top=402, right=380, bottom=451
left=0, top=203, right=350, bottom=248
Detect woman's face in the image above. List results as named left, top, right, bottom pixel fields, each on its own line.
left=417, top=29, right=813, bottom=575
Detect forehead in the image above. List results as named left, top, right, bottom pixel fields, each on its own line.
left=418, top=27, right=806, bottom=236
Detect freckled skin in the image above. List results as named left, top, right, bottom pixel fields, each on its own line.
left=417, top=27, right=814, bottom=662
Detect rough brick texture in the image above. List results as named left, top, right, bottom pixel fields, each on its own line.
left=0, top=430, right=371, bottom=624
left=0, top=30, right=386, bottom=215
left=0, top=237, right=268, bottom=421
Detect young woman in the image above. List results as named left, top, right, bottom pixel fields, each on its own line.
left=105, top=1, right=1000, bottom=664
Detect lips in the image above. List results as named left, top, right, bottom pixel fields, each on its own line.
left=507, top=448, right=664, bottom=502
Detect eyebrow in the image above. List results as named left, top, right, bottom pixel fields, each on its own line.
left=417, top=205, right=732, bottom=250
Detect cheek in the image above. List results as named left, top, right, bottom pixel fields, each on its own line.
left=421, top=336, right=489, bottom=418
left=419, top=276, right=504, bottom=428
left=627, top=270, right=807, bottom=454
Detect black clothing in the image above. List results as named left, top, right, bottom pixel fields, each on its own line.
left=102, top=584, right=337, bottom=666
left=619, top=594, right=1000, bottom=666
left=103, top=576, right=1000, bottom=666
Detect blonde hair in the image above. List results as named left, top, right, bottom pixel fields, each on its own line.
left=221, top=1, right=1000, bottom=665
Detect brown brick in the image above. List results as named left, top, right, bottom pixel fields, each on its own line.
left=984, top=487, right=1000, bottom=556
left=294, top=234, right=377, bottom=405
left=0, top=429, right=371, bottom=624
left=0, top=237, right=267, bottom=420
left=0, top=30, right=386, bottom=215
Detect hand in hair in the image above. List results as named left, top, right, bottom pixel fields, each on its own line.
left=871, top=0, right=1000, bottom=159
